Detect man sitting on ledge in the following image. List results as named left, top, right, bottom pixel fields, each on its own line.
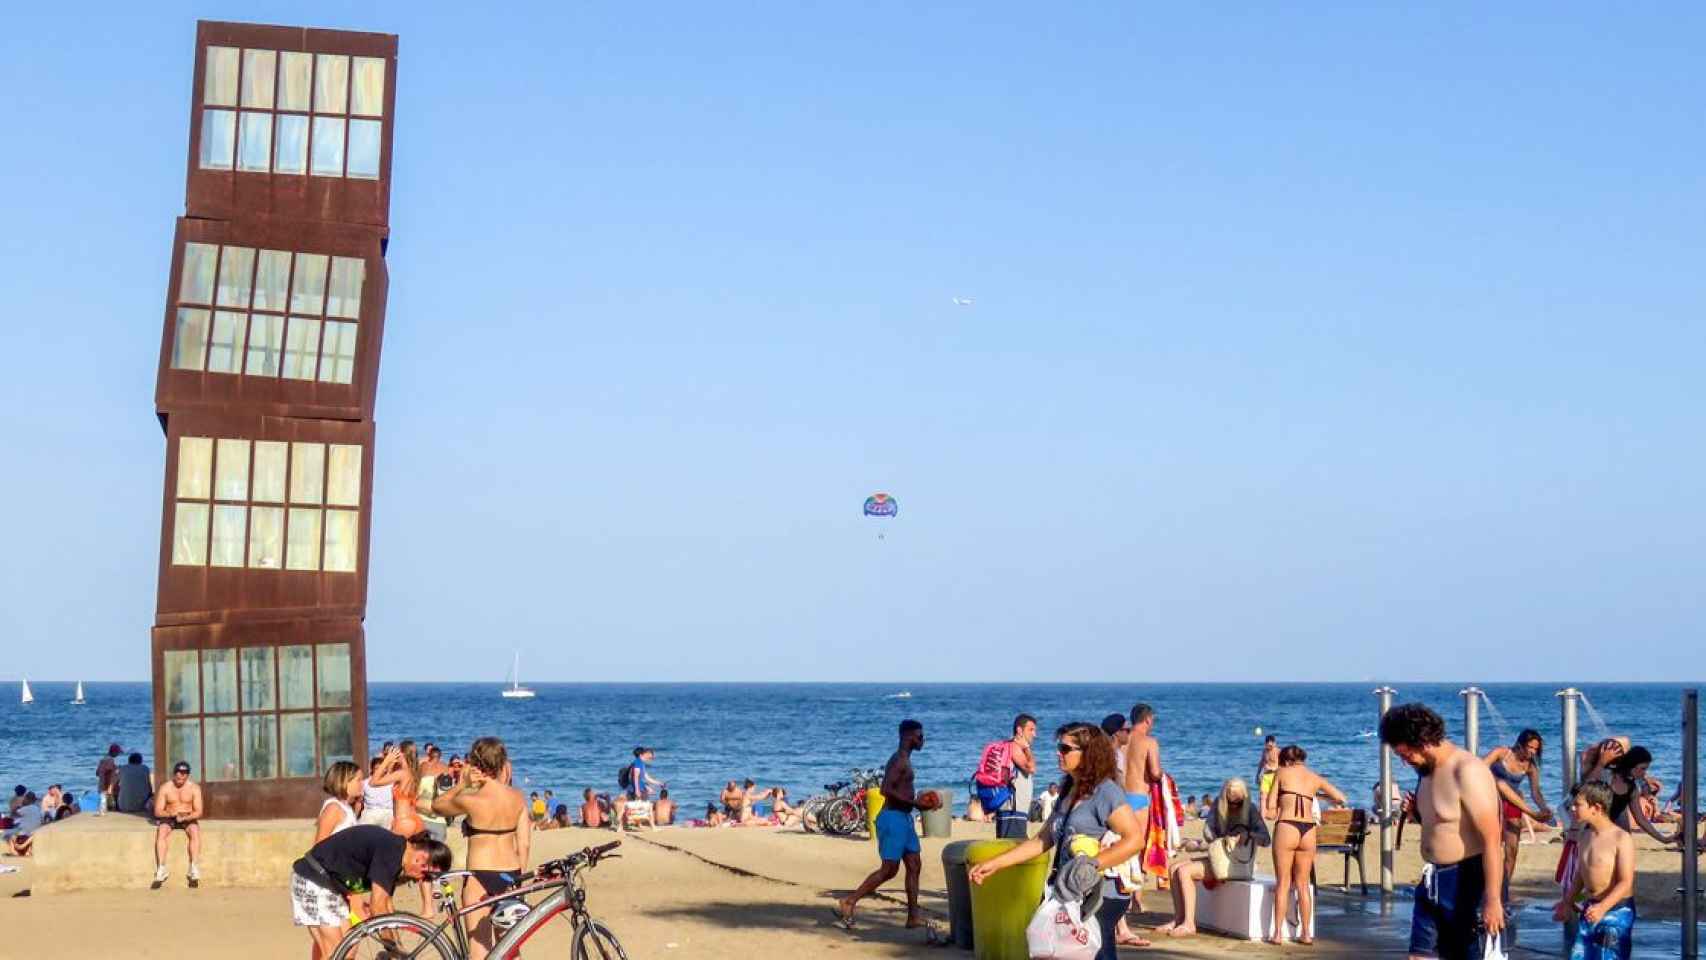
left=153, top=761, right=203, bottom=888
left=115, top=752, right=153, bottom=814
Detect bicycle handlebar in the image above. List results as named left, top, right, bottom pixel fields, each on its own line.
left=534, top=840, right=623, bottom=880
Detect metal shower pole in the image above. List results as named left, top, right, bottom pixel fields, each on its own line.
left=1557, top=687, right=1580, bottom=799
left=1682, top=688, right=1697, bottom=959
left=1461, top=686, right=1482, bottom=756
left=1376, top=686, right=1397, bottom=894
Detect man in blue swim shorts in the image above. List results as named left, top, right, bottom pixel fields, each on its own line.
left=1553, top=781, right=1637, bottom=960
left=1380, top=704, right=1506, bottom=960
left=838, top=719, right=940, bottom=930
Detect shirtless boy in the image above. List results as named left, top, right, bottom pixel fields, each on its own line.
left=1552, top=781, right=1636, bottom=960
left=1380, top=703, right=1504, bottom=960
left=153, top=761, right=204, bottom=888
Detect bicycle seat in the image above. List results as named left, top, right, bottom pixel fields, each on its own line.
left=825, top=781, right=847, bottom=792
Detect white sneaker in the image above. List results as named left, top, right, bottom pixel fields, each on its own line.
left=187, top=863, right=201, bottom=882
left=154, top=865, right=168, bottom=883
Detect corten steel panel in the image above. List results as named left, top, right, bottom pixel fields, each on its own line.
left=185, top=22, right=398, bottom=231
left=155, top=414, right=375, bottom=626
left=152, top=619, right=369, bottom=819
left=154, top=216, right=388, bottom=422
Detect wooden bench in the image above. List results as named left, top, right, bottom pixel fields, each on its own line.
left=1313, top=808, right=1369, bottom=894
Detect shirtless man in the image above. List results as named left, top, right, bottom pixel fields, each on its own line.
left=1380, top=703, right=1505, bottom=959
left=152, top=761, right=204, bottom=888
left=1552, top=782, right=1636, bottom=960
left=1117, top=703, right=1161, bottom=948
left=837, top=719, right=940, bottom=930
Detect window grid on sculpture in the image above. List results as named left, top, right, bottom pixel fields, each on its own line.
left=199, top=45, right=385, bottom=179
left=171, top=436, right=362, bottom=573
left=162, top=642, right=354, bottom=782
left=170, top=242, right=363, bottom=385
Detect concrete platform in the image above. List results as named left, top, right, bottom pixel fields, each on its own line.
left=23, top=813, right=469, bottom=894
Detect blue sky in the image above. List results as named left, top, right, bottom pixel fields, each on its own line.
left=3, top=5, right=1702, bottom=683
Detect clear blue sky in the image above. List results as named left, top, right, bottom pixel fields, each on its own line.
left=3, top=5, right=1702, bottom=683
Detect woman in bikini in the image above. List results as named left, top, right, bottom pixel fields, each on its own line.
left=1268, top=744, right=1346, bottom=946
left=432, top=737, right=529, bottom=960
left=1482, top=729, right=1551, bottom=893
left=372, top=741, right=425, bottom=837
left=1604, top=747, right=1686, bottom=847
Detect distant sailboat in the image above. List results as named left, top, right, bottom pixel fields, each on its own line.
left=72, top=681, right=86, bottom=706
left=501, top=653, right=535, bottom=699
left=20, top=679, right=34, bottom=705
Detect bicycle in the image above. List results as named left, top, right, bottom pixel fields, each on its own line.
left=330, top=840, right=627, bottom=960
left=802, top=768, right=884, bottom=837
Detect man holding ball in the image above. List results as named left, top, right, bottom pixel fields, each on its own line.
left=838, top=719, right=939, bottom=930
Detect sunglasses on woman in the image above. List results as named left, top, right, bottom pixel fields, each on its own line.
left=1056, top=742, right=1080, bottom=755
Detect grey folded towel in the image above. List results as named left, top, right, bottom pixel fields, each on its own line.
left=1055, top=853, right=1102, bottom=903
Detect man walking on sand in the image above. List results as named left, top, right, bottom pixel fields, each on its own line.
left=1380, top=703, right=1505, bottom=960
left=837, top=719, right=940, bottom=930
left=1552, top=781, right=1636, bottom=960
left=1116, top=703, right=1162, bottom=947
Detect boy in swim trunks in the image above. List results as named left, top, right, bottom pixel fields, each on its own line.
left=1552, top=781, right=1636, bottom=960
left=1116, top=703, right=1161, bottom=947
left=1381, top=703, right=1505, bottom=960
left=837, top=719, right=940, bottom=930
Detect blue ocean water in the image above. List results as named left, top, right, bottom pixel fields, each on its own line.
left=4, top=682, right=1701, bottom=816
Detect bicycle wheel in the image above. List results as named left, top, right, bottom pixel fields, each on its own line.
left=800, top=796, right=823, bottom=833
left=824, top=797, right=861, bottom=836
left=330, top=913, right=459, bottom=960
left=573, top=918, right=630, bottom=960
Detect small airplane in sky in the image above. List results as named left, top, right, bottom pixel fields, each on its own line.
left=952, top=297, right=975, bottom=306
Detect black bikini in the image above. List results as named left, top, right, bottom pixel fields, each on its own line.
left=461, top=821, right=518, bottom=837
left=1277, top=788, right=1316, bottom=837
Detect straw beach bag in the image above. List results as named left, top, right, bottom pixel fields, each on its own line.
left=1207, top=834, right=1256, bottom=882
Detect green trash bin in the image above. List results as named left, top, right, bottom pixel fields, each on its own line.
left=920, top=788, right=954, bottom=838
left=941, top=839, right=976, bottom=949
left=965, top=839, right=1048, bottom=960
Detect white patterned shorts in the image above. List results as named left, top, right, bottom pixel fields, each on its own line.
left=290, top=871, right=350, bottom=927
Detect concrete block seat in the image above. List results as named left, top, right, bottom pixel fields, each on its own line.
left=1192, top=874, right=1315, bottom=942
left=26, top=814, right=472, bottom=894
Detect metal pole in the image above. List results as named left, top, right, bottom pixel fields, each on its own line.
left=1461, top=686, right=1482, bottom=757
left=1683, top=688, right=1698, bottom=959
left=1376, top=686, right=1397, bottom=894
left=1557, top=687, right=1580, bottom=799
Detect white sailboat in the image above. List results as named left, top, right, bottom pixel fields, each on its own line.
left=501, top=652, right=535, bottom=699
left=20, top=679, right=34, bottom=705
left=71, top=681, right=86, bottom=706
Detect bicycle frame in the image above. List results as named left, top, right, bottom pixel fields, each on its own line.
left=377, top=868, right=587, bottom=959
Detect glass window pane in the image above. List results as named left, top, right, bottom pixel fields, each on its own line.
left=207, top=311, right=247, bottom=374
left=314, top=54, right=350, bottom=113
left=216, top=246, right=255, bottom=307
left=347, top=119, right=381, bottom=180
left=199, top=109, right=236, bottom=170
left=280, top=645, right=314, bottom=709
left=248, top=441, right=286, bottom=503
left=326, top=257, right=365, bottom=319
left=215, top=439, right=250, bottom=500
left=319, top=712, right=354, bottom=767
left=351, top=57, right=385, bottom=116
left=246, top=313, right=285, bottom=376
left=253, top=249, right=291, bottom=311
left=274, top=114, right=308, bottom=175
left=237, top=112, right=272, bottom=173
left=172, top=308, right=209, bottom=371
left=319, top=321, right=358, bottom=385
left=204, top=46, right=238, bottom=106
left=290, top=443, right=325, bottom=504
left=282, top=714, right=317, bottom=777
left=166, top=719, right=201, bottom=777
left=164, top=650, right=199, bottom=715
left=278, top=51, right=311, bottom=111
left=323, top=509, right=359, bottom=573
left=240, top=646, right=276, bottom=711
left=177, top=436, right=213, bottom=499
left=201, top=648, right=237, bottom=713
left=327, top=445, right=362, bottom=506
left=282, top=317, right=322, bottom=380
left=317, top=643, right=351, bottom=708
left=243, top=714, right=278, bottom=780
left=249, top=505, right=284, bottom=569
left=211, top=505, right=247, bottom=568
left=204, top=716, right=239, bottom=782
left=310, top=117, right=346, bottom=177
left=286, top=508, right=323, bottom=570
left=241, top=49, right=276, bottom=108
left=172, top=502, right=209, bottom=566
left=180, top=242, right=218, bottom=304
left=290, top=253, right=328, bottom=314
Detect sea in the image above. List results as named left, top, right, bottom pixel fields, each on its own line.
left=5, top=682, right=1702, bottom=816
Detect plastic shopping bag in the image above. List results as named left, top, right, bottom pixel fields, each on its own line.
left=1025, top=888, right=1101, bottom=960
left=1482, top=932, right=1507, bottom=960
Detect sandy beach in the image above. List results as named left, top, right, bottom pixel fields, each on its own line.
left=2, top=815, right=1695, bottom=958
